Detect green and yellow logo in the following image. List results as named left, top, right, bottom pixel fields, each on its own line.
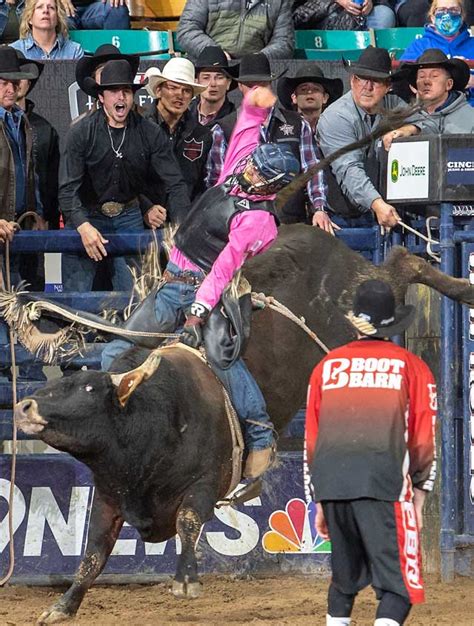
left=391, top=159, right=399, bottom=183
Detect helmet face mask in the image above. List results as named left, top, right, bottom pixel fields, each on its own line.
left=232, top=143, right=300, bottom=195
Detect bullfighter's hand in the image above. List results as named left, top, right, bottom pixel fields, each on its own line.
left=62, top=0, right=76, bottom=16
left=312, top=211, right=341, bottom=237
left=371, top=198, right=400, bottom=233
left=247, top=86, right=276, bottom=109
left=180, top=302, right=210, bottom=350
left=77, top=222, right=109, bottom=261
left=144, top=205, right=167, bottom=229
left=0, top=219, right=16, bottom=244
left=335, top=0, right=363, bottom=15
left=315, top=504, right=330, bottom=540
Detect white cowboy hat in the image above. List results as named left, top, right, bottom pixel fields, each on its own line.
left=145, top=58, right=206, bottom=98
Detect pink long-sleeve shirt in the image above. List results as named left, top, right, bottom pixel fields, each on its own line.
left=170, top=90, right=278, bottom=310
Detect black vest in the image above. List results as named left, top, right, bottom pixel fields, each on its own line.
left=175, top=182, right=278, bottom=273
left=218, top=106, right=309, bottom=224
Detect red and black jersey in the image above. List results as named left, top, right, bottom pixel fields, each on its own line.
left=305, top=338, right=437, bottom=503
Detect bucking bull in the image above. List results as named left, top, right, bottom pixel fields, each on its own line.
left=12, top=224, right=474, bottom=624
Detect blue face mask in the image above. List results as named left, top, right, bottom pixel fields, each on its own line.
left=434, top=12, right=462, bottom=36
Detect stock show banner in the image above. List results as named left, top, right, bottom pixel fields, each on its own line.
left=0, top=453, right=330, bottom=582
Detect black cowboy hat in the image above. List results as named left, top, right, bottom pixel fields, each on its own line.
left=344, top=46, right=401, bottom=81
left=400, top=48, right=471, bottom=91
left=194, top=46, right=238, bottom=91
left=346, top=279, right=415, bottom=338
left=277, top=65, right=343, bottom=109
left=225, top=52, right=287, bottom=83
left=0, top=45, right=42, bottom=82
left=76, top=44, right=140, bottom=97
left=83, top=59, right=143, bottom=97
left=14, top=49, right=44, bottom=94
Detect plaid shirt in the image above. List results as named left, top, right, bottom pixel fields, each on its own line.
left=210, top=109, right=327, bottom=211
left=206, top=123, right=226, bottom=188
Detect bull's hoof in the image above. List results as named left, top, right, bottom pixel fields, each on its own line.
left=171, top=579, right=202, bottom=599
left=37, top=605, right=74, bottom=624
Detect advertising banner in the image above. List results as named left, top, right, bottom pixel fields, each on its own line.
left=0, top=453, right=330, bottom=582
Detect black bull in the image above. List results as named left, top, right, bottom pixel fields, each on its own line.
left=14, top=225, right=474, bottom=623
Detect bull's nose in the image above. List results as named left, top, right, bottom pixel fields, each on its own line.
left=15, top=398, right=38, bottom=418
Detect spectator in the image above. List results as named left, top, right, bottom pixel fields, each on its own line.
left=293, top=0, right=396, bottom=31
left=0, top=0, right=22, bottom=44
left=0, top=45, right=46, bottom=381
left=401, top=49, right=474, bottom=133
left=59, top=59, right=190, bottom=292
left=397, top=0, right=474, bottom=28
left=305, top=279, right=437, bottom=626
left=62, top=0, right=129, bottom=30
left=176, top=0, right=294, bottom=61
left=143, top=58, right=219, bottom=201
left=317, top=46, right=424, bottom=230
left=15, top=49, right=60, bottom=229
left=189, top=46, right=237, bottom=126
left=218, top=53, right=335, bottom=232
left=277, top=65, right=343, bottom=133
left=400, top=0, right=474, bottom=105
left=10, top=0, right=83, bottom=59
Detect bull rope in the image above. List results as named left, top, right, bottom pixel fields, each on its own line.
left=0, top=216, right=26, bottom=586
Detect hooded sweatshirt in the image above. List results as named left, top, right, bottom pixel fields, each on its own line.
left=421, top=91, right=474, bottom=134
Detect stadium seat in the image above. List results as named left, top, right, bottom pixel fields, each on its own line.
left=294, top=48, right=366, bottom=60
left=374, top=27, right=424, bottom=51
left=69, top=30, right=170, bottom=58
left=170, top=30, right=183, bottom=54
left=295, top=30, right=373, bottom=51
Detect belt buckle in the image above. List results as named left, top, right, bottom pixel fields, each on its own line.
left=101, top=201, right=124, bottom=217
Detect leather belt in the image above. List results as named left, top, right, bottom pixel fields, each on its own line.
left=163, top=269, right=202, bottom=286
left=100, top=197, right=138, bottom=218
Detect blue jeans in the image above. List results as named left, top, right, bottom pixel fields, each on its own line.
left=366, top=4, right=396, bottom=28
left=68, top=0, right=130, bottom=29
left=62, top=206, right=144, bottom=293
left=101, top=262, right=274, bottom=451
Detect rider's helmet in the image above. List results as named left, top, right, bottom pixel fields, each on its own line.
left=235, top=142, right=300, bottom=195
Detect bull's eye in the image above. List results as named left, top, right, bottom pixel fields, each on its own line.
left=85, top=384, right=94, bottom=393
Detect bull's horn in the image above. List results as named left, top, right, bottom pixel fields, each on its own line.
left=110, top=349, right=162, bottom=408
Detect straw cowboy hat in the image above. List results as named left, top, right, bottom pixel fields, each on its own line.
left=400, top=48, right=471, bottom=92
left=144, top=57, right=206, bottom=98
left=346, top=279, right=415, bottom=338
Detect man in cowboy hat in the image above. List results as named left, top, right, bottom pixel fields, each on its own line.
left=277, top=65, right=343, bottom=134
left=0, top=45, right=44, bottom=243
left=317, top=46, right=426, bottom=230
left=217, top=53, right=335, bottom=233
left=190, top=46, right=236, bottom=126
left=0, top=45, right=46, bottom=382
left=59, top=58, right=190, bottom=293
left=143, top=57, right=221, bottom=199
left=401, top=49, right=474, bottom=133
left=306, top=279, right=437, bottom=626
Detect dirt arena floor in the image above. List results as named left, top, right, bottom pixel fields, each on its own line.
left=0, top=574, right=473, bottom=625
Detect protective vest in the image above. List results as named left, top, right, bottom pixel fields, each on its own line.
left=218, top=107, right=309, bottom=224
left=175, top=182, right=278, bottom=272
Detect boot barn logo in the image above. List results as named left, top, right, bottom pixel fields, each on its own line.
left=68, top=73, right=153, bottom=121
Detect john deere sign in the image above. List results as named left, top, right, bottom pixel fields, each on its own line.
left=386, top=141, right=430, bottom=201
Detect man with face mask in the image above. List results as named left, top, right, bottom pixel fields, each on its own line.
left=59, top=59, right=191, bottom=293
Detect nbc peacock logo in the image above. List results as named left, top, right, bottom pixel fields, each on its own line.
left=262, top=498, right=331, bottom=553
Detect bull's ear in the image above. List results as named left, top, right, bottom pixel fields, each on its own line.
left=109, top=351, right=162, bottom=408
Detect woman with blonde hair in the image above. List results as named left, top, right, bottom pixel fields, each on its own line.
left=11, top=0, right=83, bottom=59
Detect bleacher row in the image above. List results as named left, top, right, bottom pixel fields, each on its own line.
left=69, top=27, right=430, bottom=60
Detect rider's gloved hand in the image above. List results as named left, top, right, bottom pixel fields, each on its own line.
left=180, top=302, right=210, bottom=349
